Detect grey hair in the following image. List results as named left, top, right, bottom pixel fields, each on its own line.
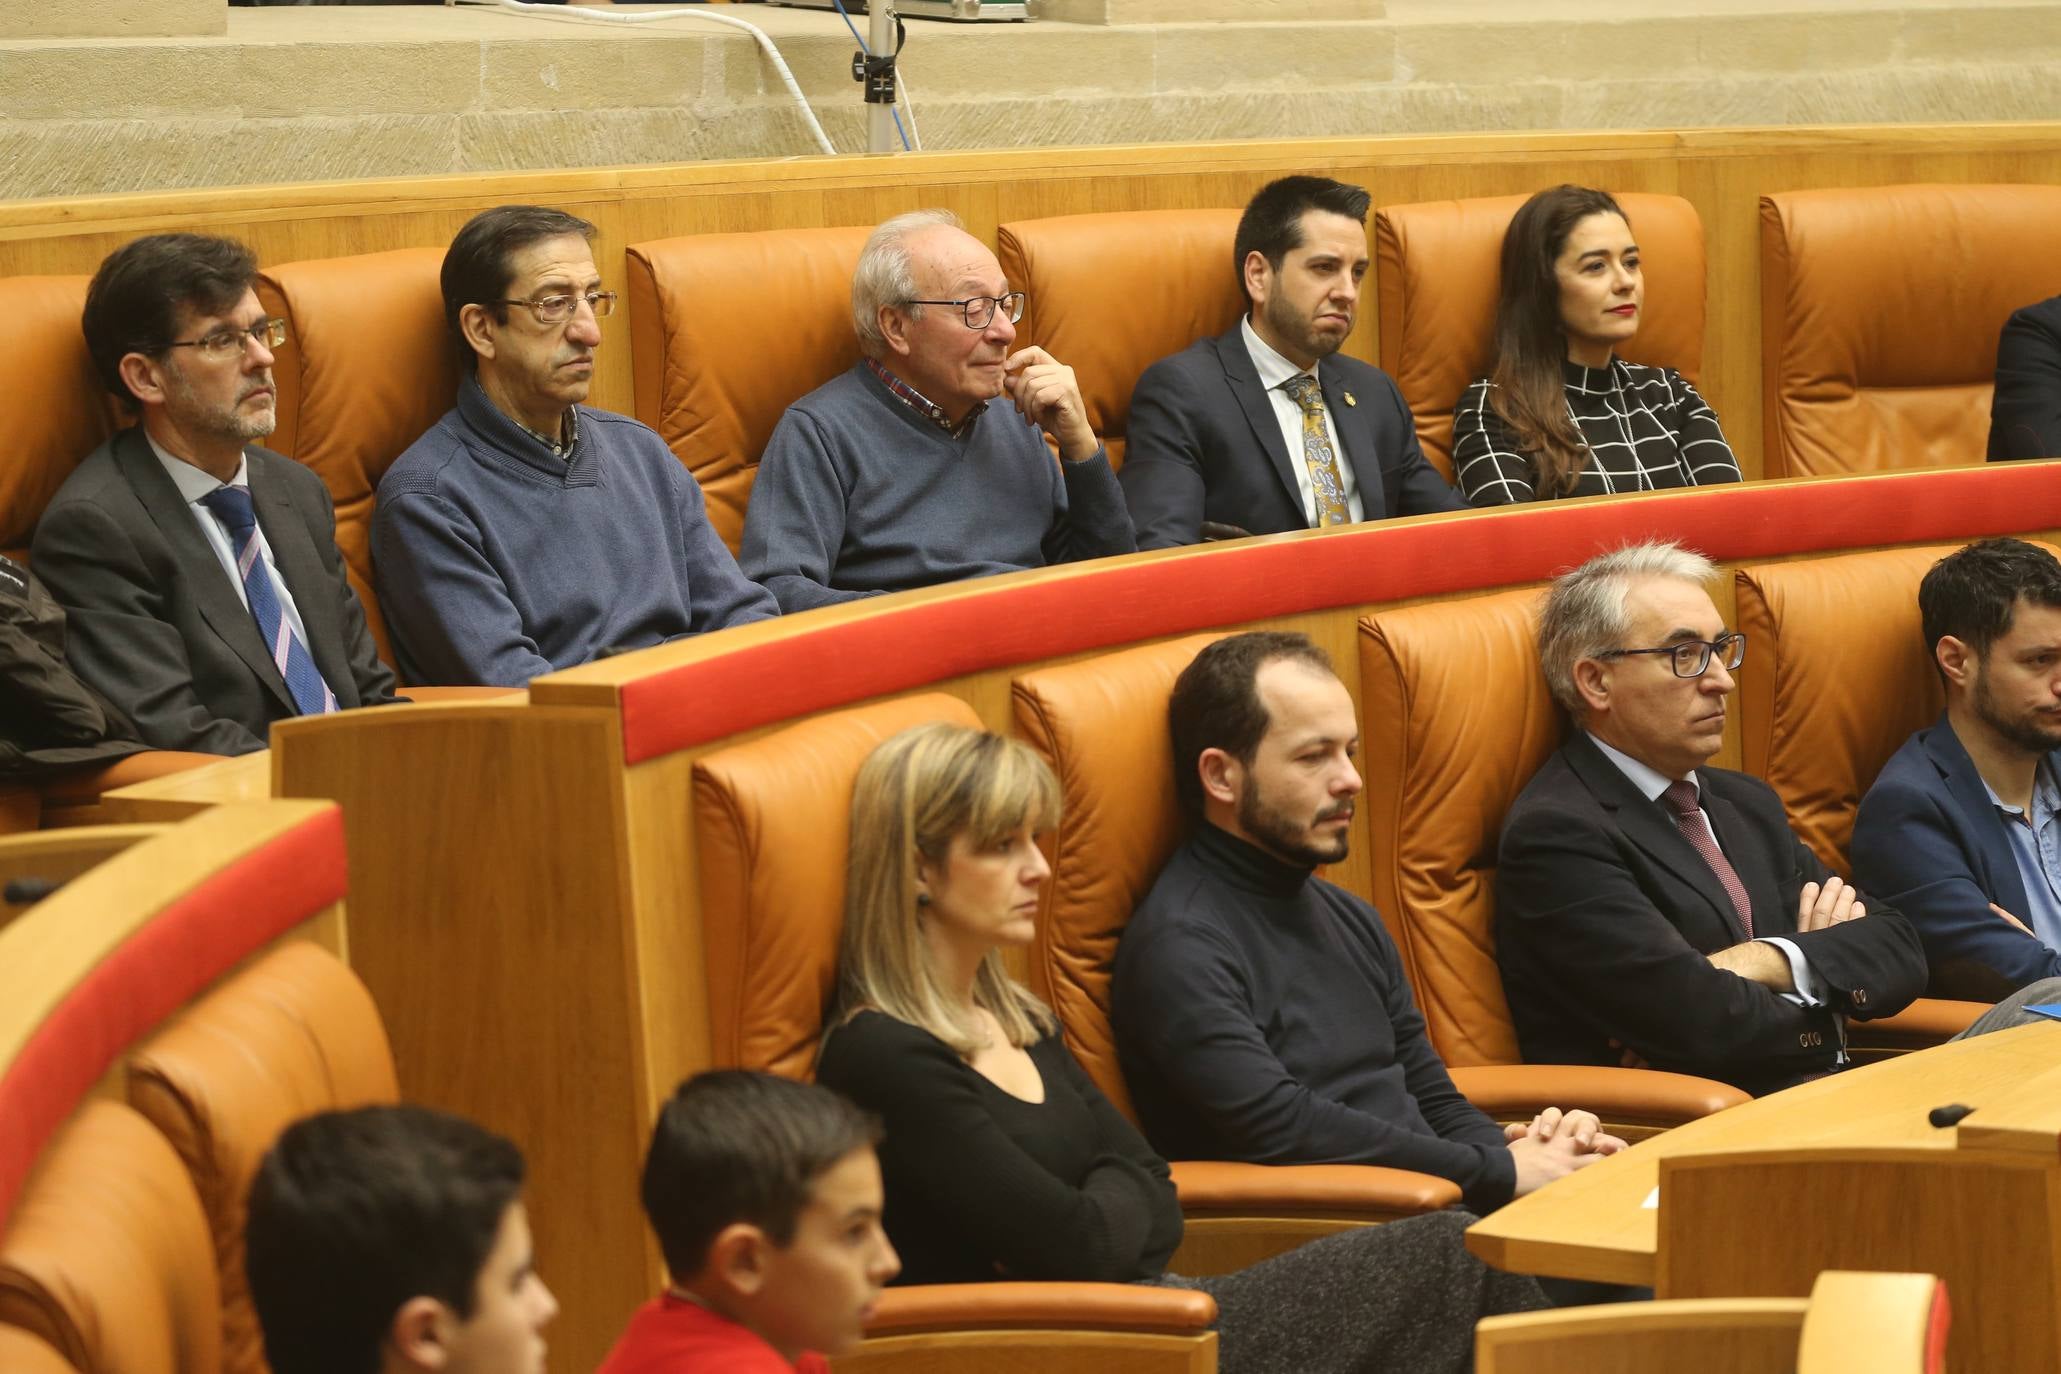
left=851, top=208, right=963, bottom=357
left=1537, top=540, right=1719, bottom=715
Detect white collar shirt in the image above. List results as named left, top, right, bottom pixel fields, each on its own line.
left=1240, top=316, right=1364, bottom=526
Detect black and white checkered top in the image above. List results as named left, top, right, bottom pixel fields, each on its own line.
left=1452, top=358, right=1741, bottom=507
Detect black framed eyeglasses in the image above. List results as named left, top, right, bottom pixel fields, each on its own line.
left=162, top=317, right=287, bottom=360
left=496, top=290, right=618, bottom=325
left=905, top=292, right=1026, bottom=330
left=1599, top=632, right=1747, bottom=678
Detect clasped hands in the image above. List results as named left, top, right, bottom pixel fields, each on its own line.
left=1502, top=1105, right=1627, bottom=1197
left=1002, top=347, right=1099, bottom=464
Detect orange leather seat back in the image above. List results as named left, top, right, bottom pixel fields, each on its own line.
left=1010, top=633, right=1223, bottom=1118
left=2, top=276, right=117, bottom=565
left=257, top=246, right=456, bottom=664
left=0, top=1100, right=222, bottom=1374
left=125, top=940, right=401, bottom=1374
left=997, top=210, right=1246, bottom=471
left=1731, top=542, right=2061, bottom=871
left=0, top=1326, right=77, bottom=1374
left=1374, top=192, right=1707, bottom=479
left=1759, top=185, right=2061, bottom=477
left=692, top=693, right=983, bottom=1079
left=1358, top=587, right=1557, bottom=1067
left=627, top=227, right=871, bottom=553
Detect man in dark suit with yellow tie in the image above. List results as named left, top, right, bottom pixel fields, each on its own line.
left=33, top=233, right=398, bottom=756
left=1120, top=175, right=1464, bottom=549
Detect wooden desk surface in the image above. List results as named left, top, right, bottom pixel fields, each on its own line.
left=1466, top=1021, right=2061, bottom=1286
left=98, top=751, right=272, bottom=823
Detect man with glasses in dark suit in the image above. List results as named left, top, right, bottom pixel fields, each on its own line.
left=1496, top=540, right=1930, bottom=1096
left=740, top=208, right=1134, bottom=612
left=34, top=232, right=400, bottom=754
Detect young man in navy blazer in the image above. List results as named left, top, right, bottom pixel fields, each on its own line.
left=1853, top=538, right=2061, bottom=1002
left=1120, top=176, right=1463, bottom=549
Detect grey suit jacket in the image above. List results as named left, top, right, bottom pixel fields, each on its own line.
left=31, top=427, right=398, bottom=755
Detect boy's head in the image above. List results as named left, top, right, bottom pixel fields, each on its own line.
left=246, top=1105, right=557, bottom=1374
left=642, top=1071, right=898, bottom=1362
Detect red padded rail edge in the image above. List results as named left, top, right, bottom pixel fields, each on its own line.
left=0, top=805, right=348, bottom=1231
left=620, top=464, right=2061, bottom=764
left=1926, top=1283, right=1951, bottom=1374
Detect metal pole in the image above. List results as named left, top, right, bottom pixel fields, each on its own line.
left=867, top=0, right=897, bottom=154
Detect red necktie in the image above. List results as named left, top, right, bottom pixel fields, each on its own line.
left=1660, top=780, right=1753, bottom=937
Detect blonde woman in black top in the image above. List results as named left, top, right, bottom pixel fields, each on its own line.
left=814, top=721, right=1547, bottom=1374
left=1452, top=185, right=1741, bottom=506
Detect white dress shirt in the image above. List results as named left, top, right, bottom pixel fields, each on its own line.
left=1240, top=317, right=1364, bottom=526
left=1586, top=733, right=1827, bottom=1008
left=149, top=433, right=318, bottom=652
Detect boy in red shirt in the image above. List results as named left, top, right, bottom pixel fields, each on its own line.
left=600, top=1071, right=901, bottom=1373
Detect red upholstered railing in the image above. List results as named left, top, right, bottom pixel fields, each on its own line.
left=0, top=805, right=348, bottom=1229
left=614, top=463, right=2061, bottom=765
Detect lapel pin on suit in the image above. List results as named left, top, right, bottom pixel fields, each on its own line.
left=1342, top=390, right=1357, bottom=407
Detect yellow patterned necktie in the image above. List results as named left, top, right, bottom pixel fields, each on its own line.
left=1282, top=374, right=1350, bottom=526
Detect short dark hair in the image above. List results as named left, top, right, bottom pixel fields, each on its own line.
left=641, top=1071, right=880, bottom=1281
left=82, top=233, right=259, bottom=411
left=1919, top=537, right=2061, bottom=681
left=440, top=204, right=597, bottom=371
left=1232, top=176, right=1372, bottom=307
left=1167, top=631, right=1337, bottom=814
left=246, top=1105, right=526, bottom=1374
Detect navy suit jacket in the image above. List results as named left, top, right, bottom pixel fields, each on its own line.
left=1989, top=294, right=2061, bottom=462
left=32, top=427, right=398, bottom=756
left=1850, top=714, right=2061, bottom=999
left=1119, top=323, right=1463, bottom=550
left=1497, top=733, right=1928, bottom=1096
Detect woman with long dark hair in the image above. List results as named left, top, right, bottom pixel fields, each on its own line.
left=1452, top=185, right=1740, bottom=506
left=815, top=721, right=1549, bottom=1374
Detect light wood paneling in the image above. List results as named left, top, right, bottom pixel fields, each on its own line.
left=9, top=126, right=2061, bottom=477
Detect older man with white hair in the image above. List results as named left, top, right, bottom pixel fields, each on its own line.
left=740, top=209, right=1134, bottom=612
left=1497, top=540, right=1930, bottom=1096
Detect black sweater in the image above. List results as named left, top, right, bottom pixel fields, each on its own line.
left=816, top=1010, right=1183, bottom=1287
left=1112, top=823, right=1516, bottom=1211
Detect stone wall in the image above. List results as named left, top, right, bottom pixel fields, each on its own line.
left=2, top=0, right=2059, bottom=201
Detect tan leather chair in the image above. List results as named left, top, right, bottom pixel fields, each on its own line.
left=1011, top=635, right=1487, bottom=1273
left=1357, top=588, right=1748, bottom=1133
left=1760, top=184, right=2061, bottom=477
left=0, top=273, right=222, bottom=829
left=126, top=940, right=401, bottom=1374
left=627, top=227, right=871, bottom=554
left=997, top=210, right=1246, bottom=471
left=0, top=1326, right=77, bottom=1374
left=1373, top=192, right=1708, bottom=480
left=691, top=691, right=1220, bottom=1368
left=256, top=246, right=455, bottom=666
left=1732, top=543, right=2027, bottom=1049
left=1477, top=1270, right=1949, bottom=1374
left=0, top=1099, right=222, bottom=1374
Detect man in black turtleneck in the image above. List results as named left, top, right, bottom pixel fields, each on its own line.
left=1112, top=631, right=1620, bottom=1214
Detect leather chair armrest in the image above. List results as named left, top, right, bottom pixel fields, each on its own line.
left=1169, top=1159, right=1460, bottom=1216
left=37, top=750, right=221, bottom=806
left=397, top=686, right=525, bottom=704
left=1849, top=996, right=1987, bottom=1047
left=1448, top=1064, right=1749, bottom=1129
left=866, top=1282, right=1218, bottom=1336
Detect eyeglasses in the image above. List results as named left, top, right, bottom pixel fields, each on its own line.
left=904, top=292, right=1026, bottom=330
left=1599, top=632, right=1748, bottom=679
left=162, top=317, right=287, bottom=361
left=496, top=290, right=618, bottom=325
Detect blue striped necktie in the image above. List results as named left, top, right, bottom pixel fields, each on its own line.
left=197, top=484, right=336, bottom=718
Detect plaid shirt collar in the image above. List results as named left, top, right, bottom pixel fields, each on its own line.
left=515, top=404, right=580, bottom=461
left=866, top=358, right=986, bottom=438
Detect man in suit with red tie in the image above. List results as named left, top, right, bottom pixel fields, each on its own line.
left=1120, top=176, right=1464, bottom=549
left=1495, top=541, right=1931, bottom=1096
left=34, top=233, right=398, bottom=755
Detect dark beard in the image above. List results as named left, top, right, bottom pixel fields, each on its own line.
left=1236, top=785, right=1351, bottom=868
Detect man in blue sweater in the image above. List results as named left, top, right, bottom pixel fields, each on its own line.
left=1113, top=632, right=1621, bottom=1214
left=374, top=205, right=776, bottom=686
left=740, top=209, right=1135, bottom=612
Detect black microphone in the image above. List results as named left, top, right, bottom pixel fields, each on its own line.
left=1928, top=1103, right=1976, bottom=1128
left=3, top=876, right=64, bottom=906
